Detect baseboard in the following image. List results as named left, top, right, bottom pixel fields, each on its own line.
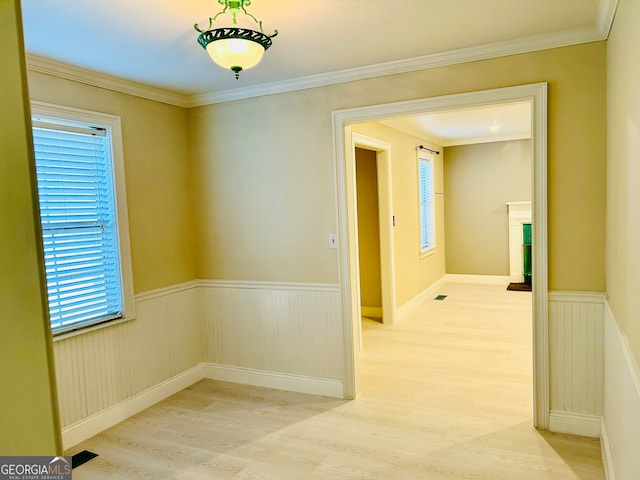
left=61, top=364, right=204, bottom=450
left=60, top=362, right=343, bottom=449
left=601, top=419, right=616, bottom=480
left=361, top=306, right=382, bottom=318
left=202, top=363, right=343, bottom=398
left=396, top=275, right=447, bottom=319
left=444, top=274, right=510, bottom=285
left=548, top=411, right=602, bottom=438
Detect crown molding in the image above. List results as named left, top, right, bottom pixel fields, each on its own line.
left=26, top=4, right=617, bottom=110
left=26, top=54, right=190, bottom=108
left=188, top=25, right=604, bottom=106
left=597, top=0, right=619, bottom=37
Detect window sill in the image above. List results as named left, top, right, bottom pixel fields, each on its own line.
left=419, top=247, right=436, bottom=260
left=52, top=315, right=137, bottom=342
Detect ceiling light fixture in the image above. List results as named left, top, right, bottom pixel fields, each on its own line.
left=489, top=123, right=502, bottom=133
left=195, top=0, right=278, bottom=79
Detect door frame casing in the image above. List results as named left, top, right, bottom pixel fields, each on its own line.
left=332, top=83, right=549, bottom=429
left=352, top=134, right=396, bottom=333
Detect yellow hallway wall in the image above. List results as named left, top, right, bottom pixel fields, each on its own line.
left=0, top=0, right=61, bottom=454
left=26, top=72, right=196, bottom=293
left=355, top=147, right=382, bottom=309
left=606, top=0, right=640, bottom=364
left=351, top=122, right=445, bottom=307
left=190, top=42, right=606, bottom=292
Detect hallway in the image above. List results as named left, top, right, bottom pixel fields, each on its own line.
left=360, top=280, right=603, bottom=478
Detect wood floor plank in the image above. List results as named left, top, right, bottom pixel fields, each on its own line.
left=67, top=281, right=604, bottom=479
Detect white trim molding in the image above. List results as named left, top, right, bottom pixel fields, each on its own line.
left=26, top=54, right=190, bottom=108
left=199, top=279, right=339, bottom=292
left=597, top=0, right=620, bottom=38
left=333, top=83, right=549, bottom=423
left=61, top=365, right=203, bottom=449
left=202, top=364, right=343, bottom=398
left=548, top=291, right=607, bottom=304
left=352, top=133, right=396, bottom=327
left=25, top=0, right=618, bottom=109
left=188, top=27, right=604, bottom=106
left=134, top=279, right=200, bottom=303
left=549, top=411, right=602, bottom=438
left=601, top=419, right=616, bottom=480
left=61, top=361, right=344, bottom=450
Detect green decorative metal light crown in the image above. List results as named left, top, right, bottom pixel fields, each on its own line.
left=195, top=0, right=278, bottom=79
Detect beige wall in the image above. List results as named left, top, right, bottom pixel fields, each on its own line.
left=26, top=72, right=196, bottom=294
left=355, top=147, right=382, bottom=308
left=0, top=0, right=61, bottom=454
left=350, top=123, right=445, bottom=306
left=606, top=0, right=640, bottom=364
left=444, top=140, right=532, bottom=275
left=189, top=42, right=606, bottom=292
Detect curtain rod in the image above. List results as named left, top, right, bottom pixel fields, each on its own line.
left=416, top=145, right=440, bottom=155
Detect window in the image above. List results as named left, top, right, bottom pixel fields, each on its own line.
left=31, top=103, right=134, bottom=335
left=418, top=155, right=435, bottom=253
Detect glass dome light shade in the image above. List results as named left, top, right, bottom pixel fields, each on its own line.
left=197, top=28, right=274, bottom=78
left=205, top=37, right=265, bottom=70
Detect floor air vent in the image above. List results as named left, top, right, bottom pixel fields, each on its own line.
left=71, top=450, right=98, bottom=469
left=434, top=295, right=448, bottom=300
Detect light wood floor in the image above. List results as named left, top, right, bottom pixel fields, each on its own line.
left=67, top=281, right=604, bottom=479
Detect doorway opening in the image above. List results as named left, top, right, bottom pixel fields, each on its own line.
left=352, top=135, right=396, bottom=333
left=333, top=83, right=549, bottom=429
left=355, top=147, right=383, bottom=326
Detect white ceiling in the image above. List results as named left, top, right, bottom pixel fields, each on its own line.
left=379, top=101, right=532, bottom=147
left=21, top=0, right=603, bottom=97
left=20, top=0, right=610, bottom=144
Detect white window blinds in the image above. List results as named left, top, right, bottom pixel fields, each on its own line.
left=418, top=157, right=435, bottom=251
left=32, top=123, right=123, bottom=333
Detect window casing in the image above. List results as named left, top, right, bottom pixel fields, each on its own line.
left=418, top=155, right=435, bottom=254
left=31, top=102, right=135, bottom=336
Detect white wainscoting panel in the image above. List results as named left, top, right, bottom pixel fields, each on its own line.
left=201, top=281, right=343, bottom=382
left=602, top=300, right=640, bottom=480
left=548, top=291, right=604, bottom=436
left=53, top=280, right=345, bottom=448
left=53, top=282, right=203, bottom=446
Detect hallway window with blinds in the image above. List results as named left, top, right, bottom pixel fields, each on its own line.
left=31, top=104, right=135, bottom=335
left=418, top=155, right=435, bottom=253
